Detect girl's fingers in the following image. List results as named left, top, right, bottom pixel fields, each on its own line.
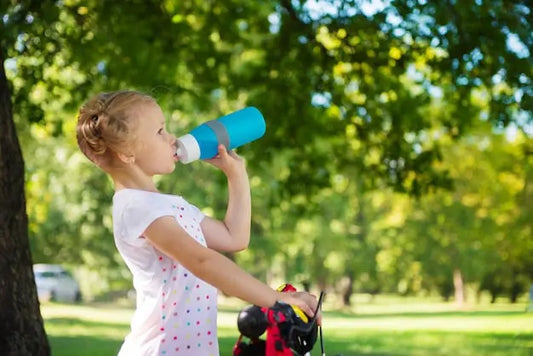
left=204, top=145, right=226, bottom=163
left=287, top=292, right=318, bottom=318
left=300, top=303, right=315, bottom=318
left=218, top=144, right=228, bottom=155
left=204, top=145, right=245, bottom=176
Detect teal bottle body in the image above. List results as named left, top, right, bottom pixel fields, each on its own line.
left=176, top=107, right=266, bottom=163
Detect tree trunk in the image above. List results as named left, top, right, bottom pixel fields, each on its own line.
left=453, top=268, right=465, bottom=308
left=509, top=275, right=522, bottom=304
left=490, top=291, right=497, bottom=303
left=341, top=274, right=354, bottom=306
left=0, top=50, right=50, bottom=355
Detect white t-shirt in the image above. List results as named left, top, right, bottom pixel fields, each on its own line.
left=113, top=189, right=219, bottom=356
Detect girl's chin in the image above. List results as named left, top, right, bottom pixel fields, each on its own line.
left=157, top=164, right=177, bottom=175
left=166, top=166, right=176, bottom=174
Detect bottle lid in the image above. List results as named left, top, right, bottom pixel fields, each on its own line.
left=176, top=134, right=201, bottom=164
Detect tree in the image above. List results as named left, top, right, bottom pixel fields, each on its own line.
left=1, top=4, right=531, bottom=348
left=0, top=42, right=50, bottom=356
left=397, top=121, right=532, bottom=304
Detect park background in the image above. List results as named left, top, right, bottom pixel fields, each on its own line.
left=1, top=0, right=532, bottom=355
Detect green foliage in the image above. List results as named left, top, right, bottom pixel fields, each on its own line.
left=2, top=0, right=532, bottom=301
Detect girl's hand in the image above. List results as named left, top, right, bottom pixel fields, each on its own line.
left=204, top=144, right=246, bottom=178
left=278, top=291, right=322, bottom=325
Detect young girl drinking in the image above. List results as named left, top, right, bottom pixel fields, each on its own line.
left=76, top=90, right=318, bottom=356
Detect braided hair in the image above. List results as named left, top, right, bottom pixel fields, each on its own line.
left=76, top=90, right=155, bottom=168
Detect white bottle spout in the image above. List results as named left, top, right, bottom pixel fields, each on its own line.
left=175, top=134, right=201, bottom=164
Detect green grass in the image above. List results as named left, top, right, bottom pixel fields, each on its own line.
left=41, top=296, right=533, bottom=355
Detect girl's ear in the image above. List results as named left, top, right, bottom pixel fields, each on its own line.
left=116, top=152, right=135, bottom=164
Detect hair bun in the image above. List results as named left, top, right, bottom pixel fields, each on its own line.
left=78, top=108, right=107, bottom=156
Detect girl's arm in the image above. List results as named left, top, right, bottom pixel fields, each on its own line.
left=201, top=145, right=251, bottom=252
left=143, top=215, right=318, bottom=317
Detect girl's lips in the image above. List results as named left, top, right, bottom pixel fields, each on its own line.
left=173, top=144, right=179, bottom=162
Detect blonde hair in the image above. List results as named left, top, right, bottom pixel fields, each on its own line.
left=76, top=90, right=155, bottom=168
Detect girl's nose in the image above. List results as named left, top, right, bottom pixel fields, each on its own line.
left=170, top=135, right=177, bottom=150
left=169, top=133, right=177, bottom=144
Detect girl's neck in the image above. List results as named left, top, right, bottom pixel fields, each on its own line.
left=111, top=167, right=158, bottom=193
left=114, top=180, right=158, bottom=193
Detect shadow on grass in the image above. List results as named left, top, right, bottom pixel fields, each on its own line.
left=47, top=328, right=533, bottom=356
left=219, top=318, right=533, bottom=356
left=45, top=317, right=127, bottom=356
left=311, top=330, right=531, bottom=356
left=45, top=317, right=129, bottom=328
left=45, top=310, right=533, bottom=356
left=325, top=309, right=530, bottom=319
left=218, top=336, right=356, bottom=356
left=48, top=334, right=122, bottom=356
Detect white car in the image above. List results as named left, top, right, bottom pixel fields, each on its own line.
left=33, top=264, right=82, bottom=302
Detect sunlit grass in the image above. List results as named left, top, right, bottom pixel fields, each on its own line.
left=41, top=295, right=533, bottom=356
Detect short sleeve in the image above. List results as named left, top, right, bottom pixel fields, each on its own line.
left=187, top=202, right=206, bottom=223
left=116, top=193, right=176, bottom=242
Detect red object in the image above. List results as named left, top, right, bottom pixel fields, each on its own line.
left=264, top=308, right=293, bottom=356
left=232, top=335, right=244, bottom=355
left=278, top=284, right=296, bottom=292
left=233, top=283, right=305, bottom=356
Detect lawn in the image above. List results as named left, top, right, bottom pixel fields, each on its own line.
left=41, top=295, right=533, bottom=355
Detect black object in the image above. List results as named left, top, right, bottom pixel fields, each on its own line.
left=270, top=301, right=318, bottom=355
left=237, top=305, right=268, bottom=339
left=234, top=291, right=325, bottom=356
left=234, top=338, right=266, bottom=356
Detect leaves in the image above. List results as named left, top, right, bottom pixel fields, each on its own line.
left=2, top=0, right=532, bottom=301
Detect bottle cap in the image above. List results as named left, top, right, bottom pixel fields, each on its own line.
left=176, top=134, right=201, bottom=164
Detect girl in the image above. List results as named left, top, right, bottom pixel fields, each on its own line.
left=76, top=90, right=318, bottom=356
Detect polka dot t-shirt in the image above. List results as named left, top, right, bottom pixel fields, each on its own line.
left=113, top=189, right=219, bottom=356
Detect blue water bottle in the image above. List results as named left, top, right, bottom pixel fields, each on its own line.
left=176, top=107, right=266, bottom=164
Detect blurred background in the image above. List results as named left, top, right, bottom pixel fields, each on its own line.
left=1, top=0, right=532, bottom=355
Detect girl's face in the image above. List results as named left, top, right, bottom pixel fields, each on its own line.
left=131, top=102, right=178, bottom=176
